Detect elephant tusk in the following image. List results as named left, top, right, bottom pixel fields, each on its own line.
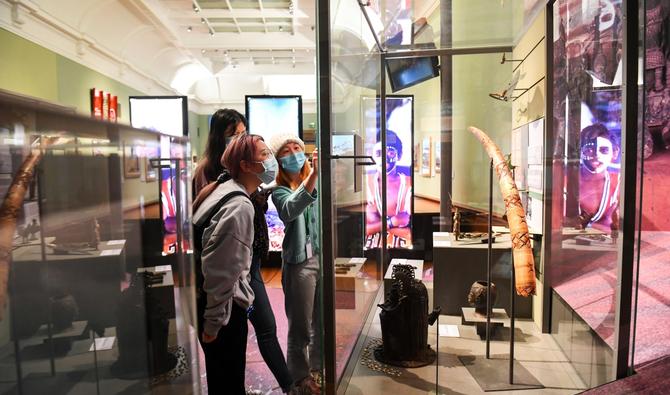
left=468, top=126, right=536, bottom=297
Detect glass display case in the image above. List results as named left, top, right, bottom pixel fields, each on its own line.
left=0, top=89, right=201, bottom=394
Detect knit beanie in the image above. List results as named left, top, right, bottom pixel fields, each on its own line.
left=267, top=133, right=305, bottom=155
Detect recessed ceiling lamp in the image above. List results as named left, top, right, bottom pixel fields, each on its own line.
left=201, top=49, right=206, bottom=54
left=192, top=2, right=200, bottom=13
left=279, top=26, right=284, bottom=32
left=201, top=18, right=206, bottom=24
left=187, top=26, right=192, bottom=32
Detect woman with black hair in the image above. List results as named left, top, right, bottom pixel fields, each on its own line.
left=193, top=108, right=248, bottom=197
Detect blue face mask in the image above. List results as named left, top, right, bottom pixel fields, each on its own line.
left=254, top=156, right=278, bottom=184
left=279, top=151, right=306, bottom=174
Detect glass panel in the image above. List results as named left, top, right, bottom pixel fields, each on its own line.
left=0, top=95, right=201, bottom=394
left=330, top=0, right=385, bottom=386
left=633, top=0, right=670, bottom=368
left=549, top=0, right=624, bottom=387
left=355, top=0, right=547, bottom=52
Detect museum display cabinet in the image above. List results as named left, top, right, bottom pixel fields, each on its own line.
left=317, top=0, right=651, bottom=393
left=0, top=89, right=201, bottom=394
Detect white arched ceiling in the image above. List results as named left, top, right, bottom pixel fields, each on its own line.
left=119, top=24, right=155, bottom=58
left=3, top=0, right=318, bottom=112
left=77, top=0, right=119, bottom=32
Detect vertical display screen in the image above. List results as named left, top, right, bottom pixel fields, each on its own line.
left=362, top=96, right=414, bottom=249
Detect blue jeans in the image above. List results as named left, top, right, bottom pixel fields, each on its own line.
left=249, top=255, right=293, bottom=391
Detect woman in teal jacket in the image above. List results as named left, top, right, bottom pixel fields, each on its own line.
left=269, top=134, right=321, bottom=394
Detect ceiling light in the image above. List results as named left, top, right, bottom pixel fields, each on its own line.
left=187, top=26, right=192, bottom=32
left=201, top=49, right=206, bottom=54
left=201, top=18, right=206, bottom=24
left=279, top=26, right=283, bottom=32
left=193, top=3, right=200, bottom=13
left=209, top=31, right=214, bottom=37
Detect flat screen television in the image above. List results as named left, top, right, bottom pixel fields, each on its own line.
left=245, top=95, right=303, bottom=140
left=245, top=95, right=303, bottom=252
left=386, top=56, right=440, bottom=92
left=129, top=96, right=188, bottom=137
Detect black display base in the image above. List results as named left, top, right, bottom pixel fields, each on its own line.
left=458, top=355, right=544, bottom=391
left=373, top=345, right=436, bottom=368
left=110, top=350, right=177, bottom=380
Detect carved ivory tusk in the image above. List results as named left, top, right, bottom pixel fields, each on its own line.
left=468, top=126, right=536, bottom=297
left=0, top=148, right=42, bottom=320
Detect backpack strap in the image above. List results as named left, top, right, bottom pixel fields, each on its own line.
left=200, top=190, right=248, bottom=232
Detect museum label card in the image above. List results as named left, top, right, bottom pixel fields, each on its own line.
left=99, top=249, right=122, bottom=256
left=107, top=240, right=126, bottom=245
left=89, top=336, right=115, bottom=351
left=439, top=324, right=460, bottom=337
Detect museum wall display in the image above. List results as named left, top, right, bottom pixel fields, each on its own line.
left=0, top=90, right=201, bottom=394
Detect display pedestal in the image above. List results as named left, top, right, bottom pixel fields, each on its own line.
left=458, top=355, right=544, bottom=391
left=461, top=308, right=508, bottom=339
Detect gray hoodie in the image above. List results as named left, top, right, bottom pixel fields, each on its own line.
left=192, top=179, right=255, bottom=337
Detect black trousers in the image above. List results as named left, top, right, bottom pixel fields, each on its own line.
left=199, top=303, right=248, bottom=395
left=249, top=255, right=293, bottom=391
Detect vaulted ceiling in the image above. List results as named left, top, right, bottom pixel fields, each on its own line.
left=0, top=0, right=317, bottom=113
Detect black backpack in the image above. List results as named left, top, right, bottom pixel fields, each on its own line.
left=193, top=189, right=249, bottom=332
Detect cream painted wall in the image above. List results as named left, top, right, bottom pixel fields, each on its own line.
left=452, top=54, right=513, bottom=215
left=397, top=76, right=441, bottom=201
left=512, top=8, right=546, bottom=129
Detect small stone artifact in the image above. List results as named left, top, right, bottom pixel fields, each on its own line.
left=375, top=264, right=440, bottom=367
left=468, top=281, right=497, bottom=316
left=453, top=207, right=461, bottom=240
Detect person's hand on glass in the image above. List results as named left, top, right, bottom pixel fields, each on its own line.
left=392, top=212, right=410, bottom=228
left=311, top=149, right=319, bottom=173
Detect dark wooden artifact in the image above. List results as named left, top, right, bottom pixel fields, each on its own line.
left=375, top=264, right=440, bottom=368
left=468, top=281, right=497, bottom=316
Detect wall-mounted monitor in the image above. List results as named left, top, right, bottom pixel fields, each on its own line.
left=129, top=96, right=188, bottom=137
left=386, top=56, right=440, bottom=93
left=245, top=95, right=303, bottom=252
left=245, top=95, right=303, bottom=140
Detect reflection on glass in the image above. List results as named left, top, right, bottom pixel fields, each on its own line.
left=550, top=0, right=623, bottom=387
left=363, top=97, right=414, bottom=249
left=0, top=96, right=200, bottom=394
left=634, top=0, right=670, bottom=368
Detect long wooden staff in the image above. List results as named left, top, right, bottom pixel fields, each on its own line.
left=468, top=126, right=536, bottom=297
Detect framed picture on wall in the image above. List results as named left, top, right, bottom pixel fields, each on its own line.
left=421, top=137, right=432, bottom=177
left=123, top=144, right=141, bottom=179
left=414, top=143, right=420, bottom=172
left=144, top=157, right=157, bottom=182
left=434, top=140, right=441, bottom=174
left=332, top=134, right=356, bottom=197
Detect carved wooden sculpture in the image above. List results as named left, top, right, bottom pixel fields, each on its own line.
left=468, top=126, right=536, bottom=297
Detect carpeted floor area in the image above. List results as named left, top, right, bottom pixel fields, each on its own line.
left=553, top=230, right=670, bottom=366
left=581, top=355, right=670, bottom=394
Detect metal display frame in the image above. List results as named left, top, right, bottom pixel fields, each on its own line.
left=316, top=0, right=643, bottom=393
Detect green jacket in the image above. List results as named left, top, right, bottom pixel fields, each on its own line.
left=272, top=184, right=319, bottom=264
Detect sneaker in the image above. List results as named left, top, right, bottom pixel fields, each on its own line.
left=295, top=377, right=320, bottom=395
left=309, top=370, right=323, bottom=388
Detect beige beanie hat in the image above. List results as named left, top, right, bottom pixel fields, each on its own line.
left=267, top=133, right=305, bottom=155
